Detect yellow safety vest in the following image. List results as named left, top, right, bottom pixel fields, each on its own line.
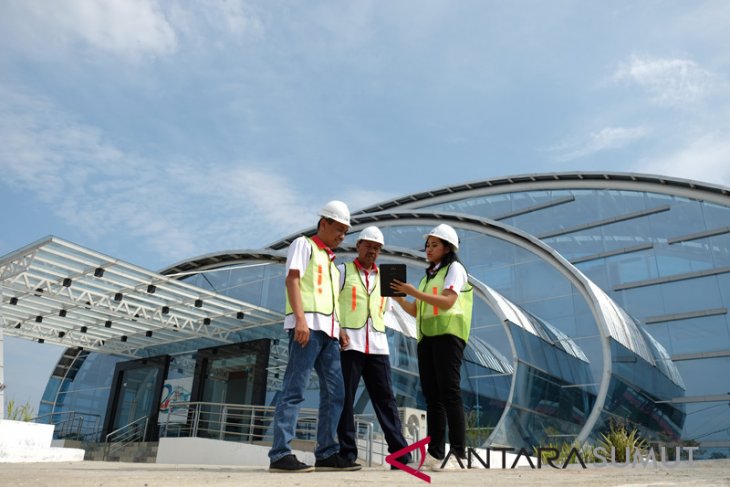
left=285, top=237, right=340, bottom=321
left=417, top=263, right=473, bottom=343
left=339, top=261, right=386, bottom=332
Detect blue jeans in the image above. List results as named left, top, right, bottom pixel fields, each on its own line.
left=269, top=329, right=345, bottom=462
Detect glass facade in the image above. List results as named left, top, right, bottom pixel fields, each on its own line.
left=36, top=173, right=730, bottom=458
left=37, top=350, right=123, bottom=440
left=369, top=179, right=729, bottom=455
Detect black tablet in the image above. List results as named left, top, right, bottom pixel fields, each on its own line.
left=380, top=263, right=407, bottom=297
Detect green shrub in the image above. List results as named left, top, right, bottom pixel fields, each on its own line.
left=596, top=419, right=647, bottom=463
left=5, top=399, right=35, bottom=422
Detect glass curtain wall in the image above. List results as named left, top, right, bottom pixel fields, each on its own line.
left=421, top=188, right=724, bottom=448
left=38, top=350, right=123, bottom=441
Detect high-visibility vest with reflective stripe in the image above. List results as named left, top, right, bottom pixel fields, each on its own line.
left=285, top=237, right=340, bottom=320
left=339, top=261, right=386, bottom=332
left=416, top=263, right=473, bottom=343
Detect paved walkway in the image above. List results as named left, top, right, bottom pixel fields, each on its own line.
left=1, top=460, right=730, bottom=486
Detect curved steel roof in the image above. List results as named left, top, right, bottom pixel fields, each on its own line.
left=351, top=171, right=730, bottom=215
left=465, top=335, right=514, bottom=375
left=159, top=245, right=424, bottom=276
left=479, top=279, right=590, bottom=363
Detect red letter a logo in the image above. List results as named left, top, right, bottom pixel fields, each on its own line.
left=385, top=436, right=431, bottom=483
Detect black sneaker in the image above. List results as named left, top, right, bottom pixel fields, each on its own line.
left=314, top=454, right=362, bottom=471
left=269, top=454, right=314, bottom=473
left=390, top=454, right=412, bottom=470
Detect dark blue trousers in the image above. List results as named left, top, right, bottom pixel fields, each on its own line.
left=337, top=350, right=411, bottom=463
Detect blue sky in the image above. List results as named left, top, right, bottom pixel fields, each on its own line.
left=2, top=0, right=730, bottom=411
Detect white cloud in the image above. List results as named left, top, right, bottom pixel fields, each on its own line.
left=0, top=0, right=263, bottom=62
left=614, top=55, right=717, bottom=107
left=547, top=126, right=650, bottom=162
left=203, top=0, right=262, bottom=38
left=0, top=87, right=122, bottom=200
left=0, top=84, right=326, bottom=263
left=70, top=0, right=177, bottom=58
left=166, top=0, right=263, bottom=48
left=0, top=0, right=177, bottom=60
left=637, top=132, right=730, bottom=188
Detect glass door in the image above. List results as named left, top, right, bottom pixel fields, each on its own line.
left=201, top=354, right=257, bottom=441
left=190, top=339, right=270, bottom=443
left=103, top=355, right=169, bottom=442
left=113, top=367, right=160, bottom=430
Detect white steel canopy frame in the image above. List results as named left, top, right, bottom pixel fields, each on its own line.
left=0, top=236, right=284, bottom=358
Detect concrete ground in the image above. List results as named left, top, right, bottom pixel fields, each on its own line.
left=1, top=460, right=730, bottom=487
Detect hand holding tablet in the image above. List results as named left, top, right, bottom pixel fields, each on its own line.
left=380, top=263, right=407, bottom=297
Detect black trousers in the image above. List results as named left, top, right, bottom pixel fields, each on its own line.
left=417, top=334, right=466, bottom=459
left=337, top=350, right=411, bottom=463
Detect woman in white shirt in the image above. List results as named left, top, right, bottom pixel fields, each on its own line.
left=391, top=224, right=473, bottom=471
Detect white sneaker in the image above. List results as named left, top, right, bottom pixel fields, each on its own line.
left=431, top=454, right=465, bottom=471
left=419, top=452, right=441, bottom=470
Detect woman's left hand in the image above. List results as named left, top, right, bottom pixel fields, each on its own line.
left=390, top=279, right=417, bottom=297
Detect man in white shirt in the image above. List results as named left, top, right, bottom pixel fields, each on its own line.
left=337, top=226, right=412, bottom=467
left=269, top=201, right=361, bottom=473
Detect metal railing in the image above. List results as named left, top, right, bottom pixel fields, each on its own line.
left=352, top=412, right=424, bottom=466
left=160, top=402, right=314, bottom=444
left=104, top=416, right=149, bottom=460
left=160, top=401, right=376, bottom=466
left=32, top=411, right=102, bottom=442
left=356, top=418, right=375, bottom=466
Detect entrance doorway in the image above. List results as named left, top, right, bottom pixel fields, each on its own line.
left=102, top=355, right=170, bottom=442
left=190, top=339, right=270, bottom=442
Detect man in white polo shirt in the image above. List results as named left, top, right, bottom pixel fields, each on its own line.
left=337, top=226, right=412, bottom=468
left=268, top=201, right=361, bottom=473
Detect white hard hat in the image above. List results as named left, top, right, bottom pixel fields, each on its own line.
left=319, top=200, right=351, bottom=226
left=357, top=226, right=384, bottom=245
left=424, top=223, right=460, bottom=251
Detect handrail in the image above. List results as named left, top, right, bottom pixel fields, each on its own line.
left=31, top=410, right=102, bottom=423
left=104, top=416, right=149, bottom=460
left=31, top=410, right=102, bottom=442
left=161, top=401, right=376, bottom=465
left=31, top=411, right=74, bottom=422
